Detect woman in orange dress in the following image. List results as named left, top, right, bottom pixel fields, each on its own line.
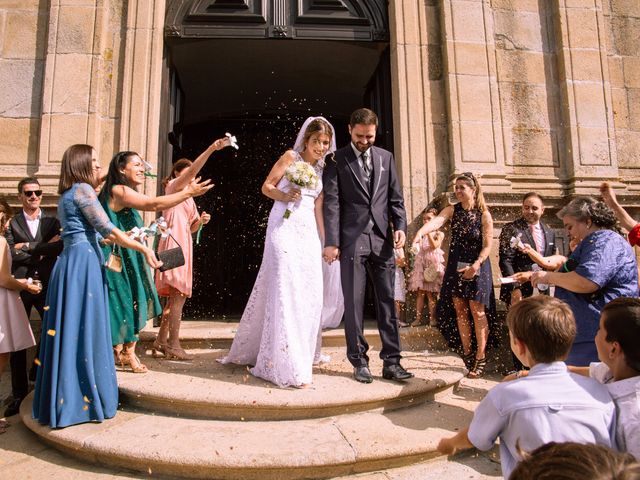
left=154, top=137, right=232, bottom=360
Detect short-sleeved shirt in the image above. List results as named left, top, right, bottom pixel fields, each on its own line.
left=467, top=362, right=616, bottom=479
left=590, top=362, right=640, bottom=459
left=555, top=230, right=638, bottom=345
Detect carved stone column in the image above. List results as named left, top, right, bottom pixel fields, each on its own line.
left=118, top=0, right=167, bottom=207
left=552, top=0, right=619, bottom=194
left=389, top=0, right=450, bottom=220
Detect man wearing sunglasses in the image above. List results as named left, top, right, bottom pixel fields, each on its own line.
left=4, top=177, right=63, bottom=417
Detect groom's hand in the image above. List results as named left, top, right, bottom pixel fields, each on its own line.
left=394, top=230, right=406, bottom=249
left=323, top=246, right=340, bottom=264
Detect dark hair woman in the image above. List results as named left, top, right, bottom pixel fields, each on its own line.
left=97, top=150, right=214, bottom=372
left=32, top=144, right=161, bottom=428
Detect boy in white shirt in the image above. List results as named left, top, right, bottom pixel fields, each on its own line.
left=437, top=296, right=616, bottom=479
left=570, top=297, right=640, bottom=459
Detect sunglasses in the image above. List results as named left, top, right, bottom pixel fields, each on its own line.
left=23, top=190, right=43, bottom=197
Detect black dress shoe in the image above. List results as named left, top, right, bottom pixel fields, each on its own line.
left=382, top=364, right=415, bottom=381
left=354, top=366, right=373, bottom=383
left=4, top=398, right=24, bottom=417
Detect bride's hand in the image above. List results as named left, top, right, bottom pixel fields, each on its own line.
left=285, top=188, right=301, bottom=202
left=323, top=246, right=339, bottom=264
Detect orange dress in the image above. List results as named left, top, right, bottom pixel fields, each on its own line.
left=154, top=179, right=199, bottom=297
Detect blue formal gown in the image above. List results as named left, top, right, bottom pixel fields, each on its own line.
left=33, top=183, right=118, bottom=428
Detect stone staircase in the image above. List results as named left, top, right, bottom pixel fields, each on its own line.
left=18, top=323, right=490, bottom=480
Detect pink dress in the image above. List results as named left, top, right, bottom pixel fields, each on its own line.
left=0, top=237, right=36, bottom=353
left=408, top=234, right=445, bottom=293
left=155, top=179, right=199, bottom=298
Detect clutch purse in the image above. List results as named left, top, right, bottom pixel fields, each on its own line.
left=105, top=245, right=123, bottom=273
left=156, top=233, right=185, bottom=272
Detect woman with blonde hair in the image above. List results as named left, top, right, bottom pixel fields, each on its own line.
left=412, top=173, right=498, bottom=378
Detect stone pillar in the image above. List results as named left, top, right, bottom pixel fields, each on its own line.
left=118, top=0, right=166, bottom=204
left=36, top=0, right=108, bottom=190
left=552, top=0, right=619, bottom=194
left=389, top=0, right=450, bottom=221
left=439, top=0, right=509, bottom=195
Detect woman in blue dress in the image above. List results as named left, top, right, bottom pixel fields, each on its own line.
left=531, top=196, right=638, bottom=366
left=32, top=144, right=161, bottom=428
left=412, top=173, right=499, bottom=378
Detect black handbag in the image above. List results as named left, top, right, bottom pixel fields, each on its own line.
left=156, top=233, right=185, bottom=272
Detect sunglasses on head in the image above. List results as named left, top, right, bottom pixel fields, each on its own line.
left=23, top=190, right=42, bottom=197
left=459, top=172, right=476, bottom=185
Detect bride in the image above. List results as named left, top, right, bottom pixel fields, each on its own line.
left=220, top=117, right=336, bottom=387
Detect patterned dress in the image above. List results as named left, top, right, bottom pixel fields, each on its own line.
left=220, top=156, right=323, bottom=387
left=436, top=202, right=500, bottom=352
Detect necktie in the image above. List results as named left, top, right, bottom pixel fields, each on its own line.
left=530, top=224, right=544, bottom=255
left=361, top=152, right=371, bottom=177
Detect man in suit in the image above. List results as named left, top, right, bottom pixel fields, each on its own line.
left=499, top=192, right=556, bottom=370
left=4, top=177, right=62, bottom=416
left=323, top=108, right=413, bottom=383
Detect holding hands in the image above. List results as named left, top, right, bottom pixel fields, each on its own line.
left=323, top=246, right=339, bottom=264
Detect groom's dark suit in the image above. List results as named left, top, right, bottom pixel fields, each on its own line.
left=5, top=211, right=62, bottom=406
left=323, top=144, right=407, bottom=368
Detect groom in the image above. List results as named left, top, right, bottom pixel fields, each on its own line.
left=323, top=108, right=413, bottom=383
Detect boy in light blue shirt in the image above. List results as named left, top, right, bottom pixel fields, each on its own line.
left=437, top=296, right=616, bottom=479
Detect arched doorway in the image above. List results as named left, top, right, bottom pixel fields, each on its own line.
left=161, top=0, right=392, bottom=317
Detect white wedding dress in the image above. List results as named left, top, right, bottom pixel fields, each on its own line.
left=220, top=154, right=324, bottom=387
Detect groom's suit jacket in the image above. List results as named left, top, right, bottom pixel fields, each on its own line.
left=6, top=211, right=63, bottom=285
left=323, top=144, right=407, bottom=248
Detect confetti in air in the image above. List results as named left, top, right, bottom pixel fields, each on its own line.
left=47, top=329, right=56, bottom=336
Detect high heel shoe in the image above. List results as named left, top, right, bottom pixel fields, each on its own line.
left=113, top=346, right=123, bottom=366
left=120, top=351, right=148, bottom=373
left=461, top=352, right=476, bottom=370
left=468, top=357, right=487, bottom=379
left=151, top=340, right=166, bottom=358
left=163, top=345, right=194, bottom=361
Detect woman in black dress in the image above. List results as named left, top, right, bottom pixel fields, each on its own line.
left=412, top=173, right=497, bottom=378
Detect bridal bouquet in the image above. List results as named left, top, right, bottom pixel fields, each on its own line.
left=283, top=160, right=318, bottom=219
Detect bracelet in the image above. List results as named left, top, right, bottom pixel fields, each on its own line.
left=515, top=370, right=523, bottom=379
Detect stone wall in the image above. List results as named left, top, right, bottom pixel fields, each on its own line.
left=0, top=0, right=47, bottom=195
left=0, top=0, right=637, bottom=218
left=0, top=0, right=164, bottom=209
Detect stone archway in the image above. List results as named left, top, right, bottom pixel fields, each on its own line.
left=160, top=0, right=393, bottom=317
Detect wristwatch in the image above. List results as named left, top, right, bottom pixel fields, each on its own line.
left=20, top=244, right=30, bottom=253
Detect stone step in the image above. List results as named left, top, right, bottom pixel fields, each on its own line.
left=1, top=412, right=503, bottom=479
left=118, top=348, right=465, bottom=421
left=138, top=321, right=448, bottom=351
left=20, top=374, right=484, bottom=480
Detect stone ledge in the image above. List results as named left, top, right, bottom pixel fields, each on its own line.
left=138, top=321, right=449, bottom=352
left=117, top=349, right=465, bottom=421
left=20, top=383, right=476, bottom=480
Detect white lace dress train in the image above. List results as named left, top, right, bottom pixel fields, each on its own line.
left=220, top=164, right=323, bottom=387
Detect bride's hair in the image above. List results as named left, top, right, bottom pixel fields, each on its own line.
left=300, top=118, right=335, bottom=164
left=301, top=118, right=333, bottom=149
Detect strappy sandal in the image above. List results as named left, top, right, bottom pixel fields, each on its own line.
left=468, top=357, right=487, bottom=379
left=163, top=345, right=194, bottom=361
left=461, top=352, right=476, bottom=370
left=120, top=351, right=149, bottom=373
